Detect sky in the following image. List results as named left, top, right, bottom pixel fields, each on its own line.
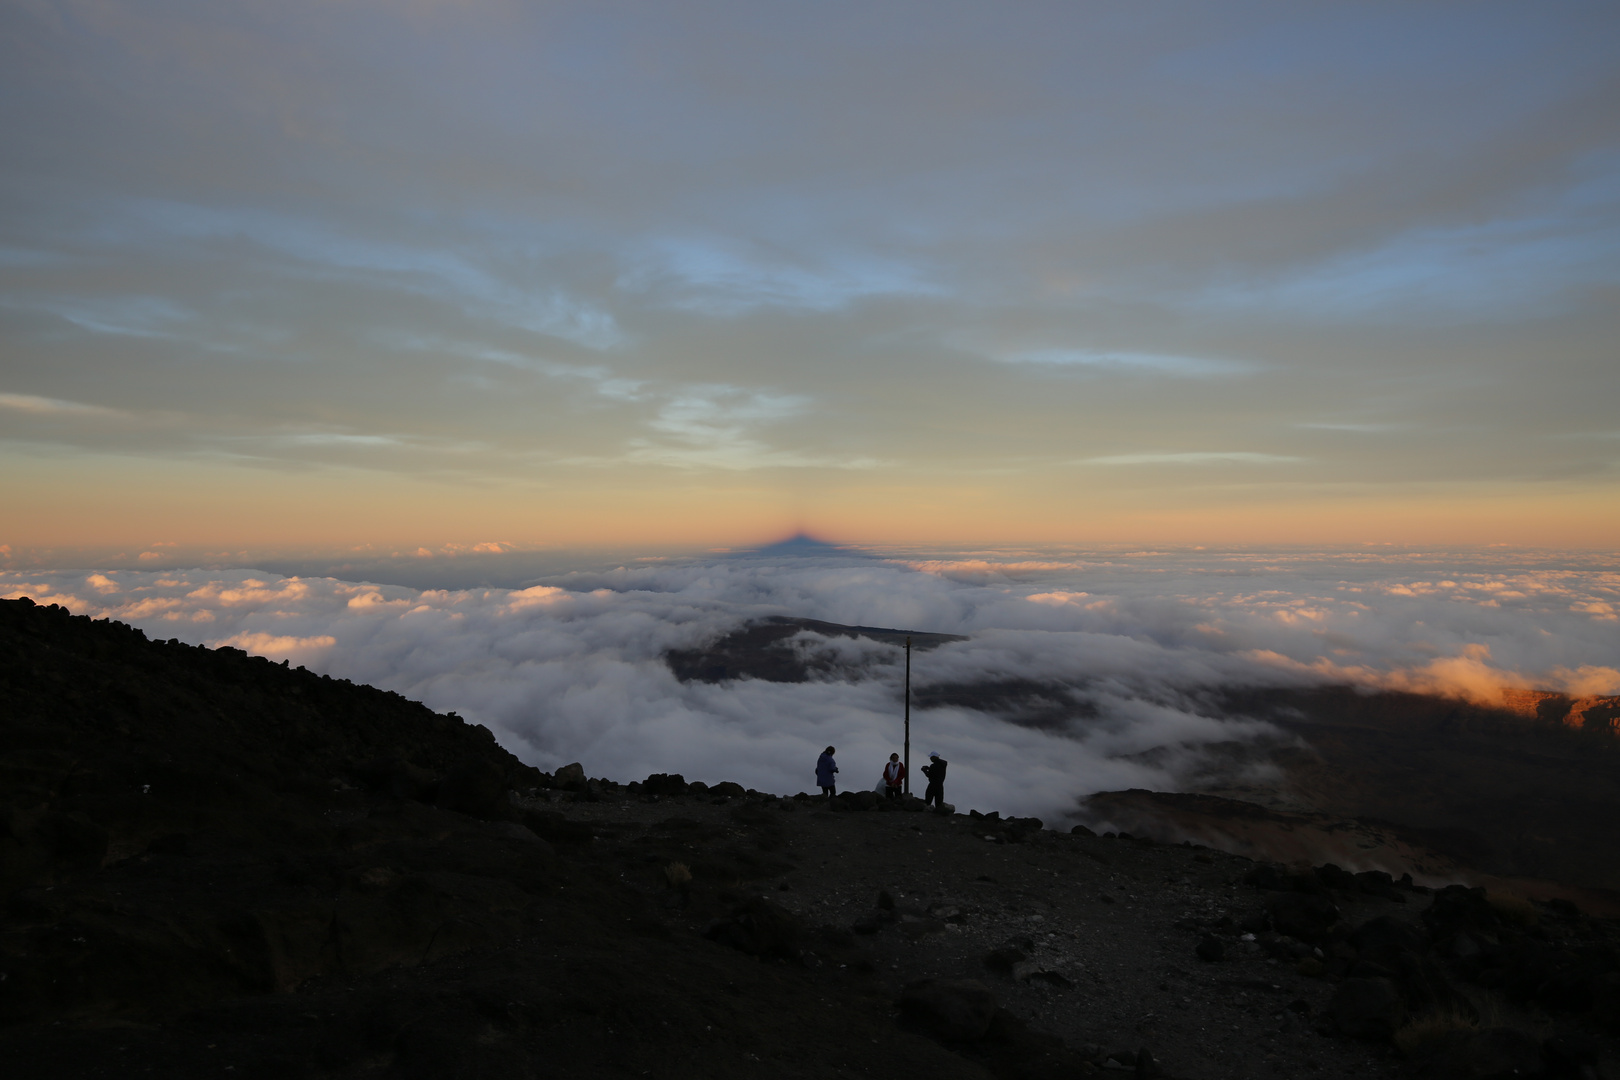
left=6, top=546, right=1616, bottom=821
left=2, top=1, right=1620, bottom=560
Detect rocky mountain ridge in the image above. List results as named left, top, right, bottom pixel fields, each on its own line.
left=3, top=597, right=1617, bottom=1079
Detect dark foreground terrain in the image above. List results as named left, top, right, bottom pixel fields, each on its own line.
left=3, top=597, right=1618, bottom=1079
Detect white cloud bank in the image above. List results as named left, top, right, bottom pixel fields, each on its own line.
left=6, top=549, right=1618, bottom=825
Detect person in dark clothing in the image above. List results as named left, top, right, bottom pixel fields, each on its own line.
left=920, top=751, right=947, bottom=807
left=815, top=746, right=838, bottom=799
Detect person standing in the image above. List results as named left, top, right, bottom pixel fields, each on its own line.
left=920, top=751, right=947, bottom=807
left=815, top=746, right=839, bottom=799
left=882, top=753, right=905, bottom=799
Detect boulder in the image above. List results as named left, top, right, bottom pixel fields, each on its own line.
left=1423, top=885, right=1500, bottom=940
left=1011, top=961, right=1071, bottom=987
left=982, top=945, right=1028, bottom=974
left=1315, top=863, right=1359, bottom=892
left=1395, top=953, right=1477, bottom=1024
left=552, top=762, right=587, bottom=791
left=897, top=979, right=999, bottom=1042
left=1355, top=869, right=1404, bottom=901
left=709, top=781, right=747, bottom=799
left=1003, top=816, right=1043, bottom=838
left=1267, top=891, right=1339, bottom=941
left=703, top=896, right=801, bottom=961
left=1244, top=863, right=1291, bottom=891
left=641, top=772, right=688, bottom=796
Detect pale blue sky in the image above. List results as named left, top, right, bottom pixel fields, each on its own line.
left=2, top=1, right=1617, bottom=552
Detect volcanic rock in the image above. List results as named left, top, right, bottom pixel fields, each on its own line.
left=1267, top=891, right=1340, bottom=941
left=897, top=978, right=999, bottom=1042
left=704, top=895, right=802, bottom=960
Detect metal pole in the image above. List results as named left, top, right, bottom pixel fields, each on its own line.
left=903, top=636, right=911, bottom=795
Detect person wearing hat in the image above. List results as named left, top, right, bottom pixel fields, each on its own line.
left=920, top=751, right=947, bottom=807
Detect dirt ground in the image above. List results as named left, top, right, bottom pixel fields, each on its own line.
left=554, top=788, right=1411, bottom=1079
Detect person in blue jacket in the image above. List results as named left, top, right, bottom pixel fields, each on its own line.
left=815, top=746, right=838, bottom=799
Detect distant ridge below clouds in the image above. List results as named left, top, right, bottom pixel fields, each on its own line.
left=665, top=615, right=964, bottom=685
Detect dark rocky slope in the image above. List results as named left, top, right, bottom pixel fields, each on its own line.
left=3, top=597, right=1618, bottom=1079
left=1192, top=686, right=1620, bottom=893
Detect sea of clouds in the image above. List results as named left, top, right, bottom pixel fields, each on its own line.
left=5, top=547, right=1618, bottom=825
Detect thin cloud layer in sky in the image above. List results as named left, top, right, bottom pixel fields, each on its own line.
left=6, top=548, right=1617, bottom=822
left=2, top=1, right=1619, bottom=553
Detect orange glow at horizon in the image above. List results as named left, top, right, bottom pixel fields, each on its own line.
left=4, top=453, right=1617, bottom=559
